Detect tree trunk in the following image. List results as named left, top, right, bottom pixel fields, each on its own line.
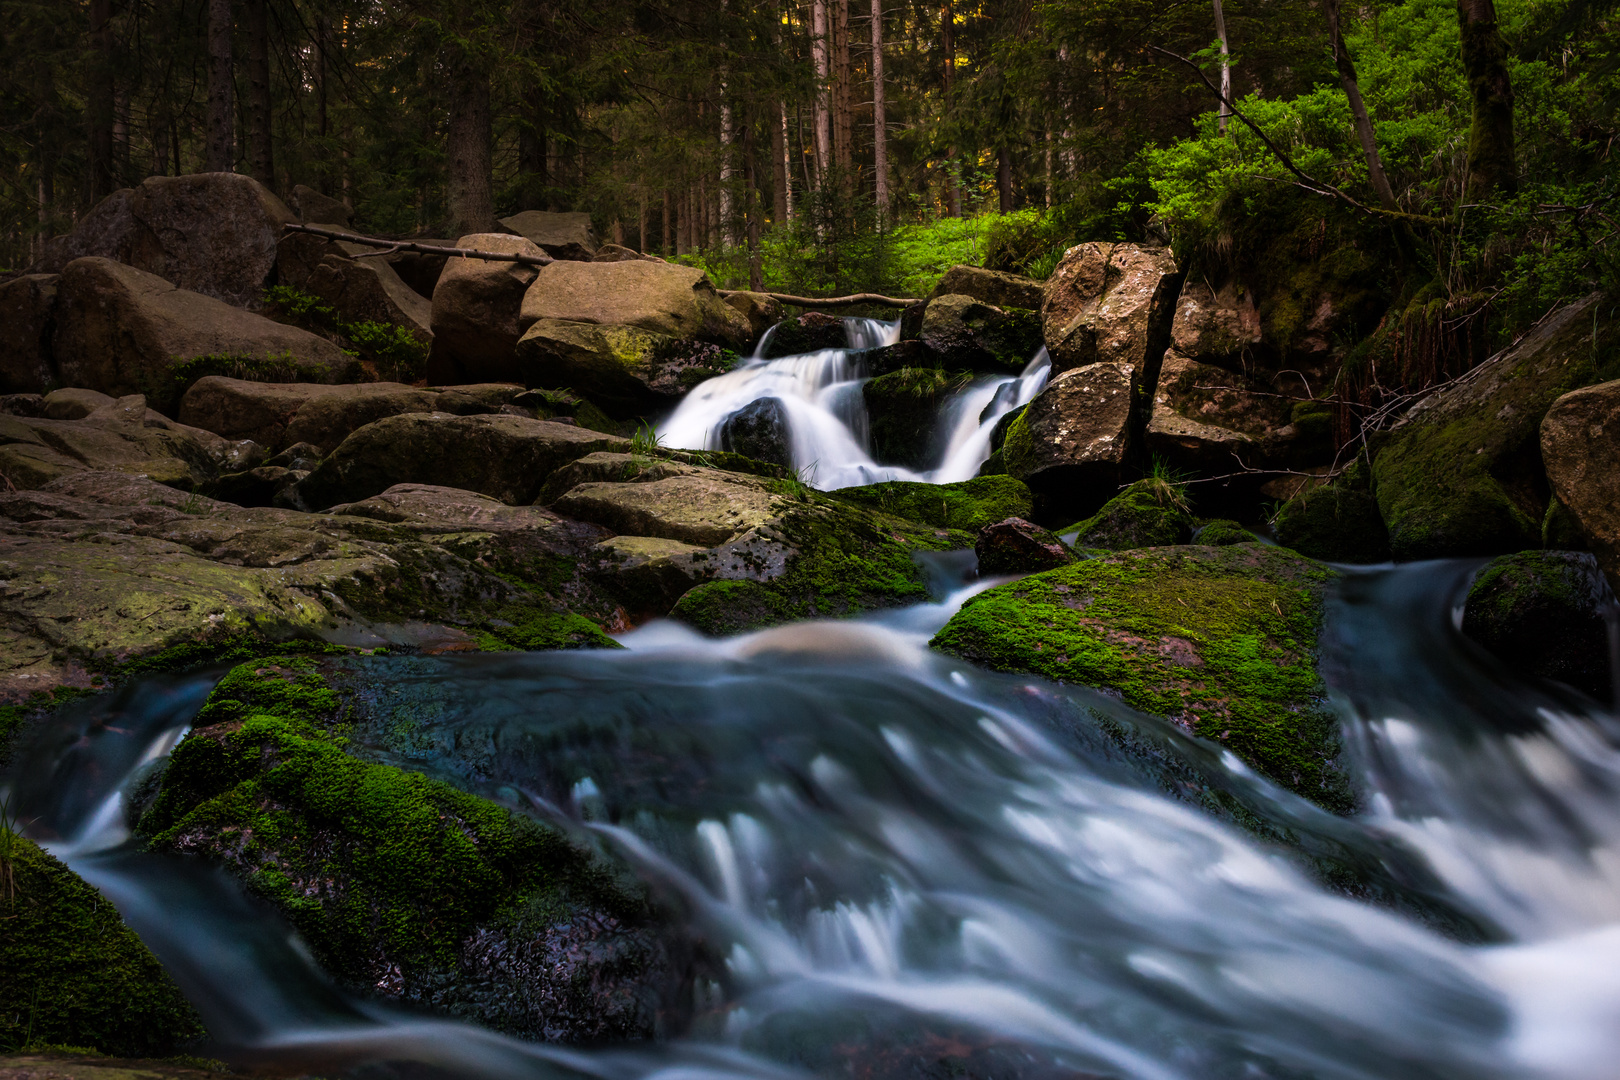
left=663, top=189, right=673, bottom=253
left=245, top=0, right=274, bottom=188
left=772, top=102, right=790, bottom=223
left=445, top=51, right=494, bottom=236
left=1212, top=0, right=1232, bottom=133
left=997, top=144, right=1012, bottom=212
left=205, top=0, right=234, bottom=172
left=639, top=193, right=648, bottom=253
left=832, top=0, right=852, bottom=174
left=872, top=0, right=887, bottom=222
left=1323, top=0, right=1399, bottom=211
left=1457, top=0, right=1516, bottom=196
left=87, top=0, right=116, bottom=199
left=810, top=0, right=831, bottom=188
left=315, top=17, right=329, bottom=192
left=719, top=89, right=736, bottom=245
left=942, top=3, right=959, bottom=216
left=519, top=99, right=549, bottom=210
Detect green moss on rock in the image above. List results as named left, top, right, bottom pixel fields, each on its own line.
left=1191, top=520, right=1254, bottom=545
left=828, top=475, right=1034, bottom=532
left=930, top=545, right=1351, bottom=812
left=1461, top=550, right=1614, bottom=699
left=1274, top=484, right=1391, bottom=563
left=0, top=836, right=206, bottom=1056
left=862, top=368, right=974, bottom=470
left=1061, top=479, right=1193, bottom=550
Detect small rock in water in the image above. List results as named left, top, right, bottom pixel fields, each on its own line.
left=719, top=396, right=793, bottom=468
left=975, top=517, right=1075, bottom=575
left=763, top=311, right=848, bottom=358
left=1461, top=550, right=1616, bottom=701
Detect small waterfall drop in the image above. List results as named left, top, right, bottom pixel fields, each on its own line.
left=658, top=317, right=1049, bottom=490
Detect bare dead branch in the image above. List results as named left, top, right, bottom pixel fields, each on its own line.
left=283, top=223, right=554, bottom=266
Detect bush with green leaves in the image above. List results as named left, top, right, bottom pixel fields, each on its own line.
left=264, top=286, right=430, bottom=383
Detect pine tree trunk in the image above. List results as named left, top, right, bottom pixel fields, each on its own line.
left=87, top=0, right=116, bottom=199
left=663, top=189, right=674, bottom=253
left=997, top=145, right=1012, bottom=212
left=245, top=0, right=274, bottom=189
left=719, top=90, right=736, bottom=245
left=1212, top=0, right=1232, bottom=133
left=942, top=3, right=959, bottom=216
left=315, top=18, right=330, bottom=192
left=1457, top=0, right=1516, bottom=196
left=205, top=0, right=234, bottom=172
left=519, top=99, right=549, bottom=210
left=871, top=0, right=887, bottom=223
left=811, top=0, right=831, bottom=188
left=1323, top=0, right=1399, bottom=210
left=832, top=0, right=852, bottom=175
left=772, top=102, right=790, bottom=223
left=445, top=51, right=494, bottom=236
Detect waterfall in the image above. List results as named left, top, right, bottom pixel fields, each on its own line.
left=658, top=317, right=1050, bottom=490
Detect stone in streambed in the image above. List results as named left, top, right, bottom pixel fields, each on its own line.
left=552, top=471, right=781, bottom=547
left=515, top=319, right=739, bottom=418
left=1060, top=478, right=1194, bottom=550
left=427, top=233, right=547, bottom=384
left=1041, top=242, right=1182, bottom=377
left=931, top=544, right=1350, bottom=812
left=1461, top=550, right=1615, bottom=700
left=929, top=264, right=1044, bottom=311
left=1002, top=360, right=1140, bottom=522
left=520, top=259, right=751, bottom=348
left=975, top=517, right=1074, bottom=575
left=863, top=367, right=973, bottom=470
left=42, top=387, right=116, bottom=420
left=1274, top=477, right=1391, bottom=563
left=762, top=311, right=848, bottom=358
left=1191, top=519, right=1255, bottom=546
left=719, top=396, right=793, bottom=468
left=725, top=290, right=784, bottom=339
left=918, top=293, right=1043, bottom=373
left=828, top=475, right=1034, bottom=533
left=275, top=231, right=434, bottom=342
left=0, top=393, right=231, bottom=491
left=1541, top=374, right=1620, bottom=589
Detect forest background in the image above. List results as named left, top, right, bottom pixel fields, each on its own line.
left=2, top=0, right=1618, bottom=404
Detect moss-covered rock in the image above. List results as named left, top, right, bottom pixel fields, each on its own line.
left=1061, top=479, right=1193, bottom=549
left=0, top=835, right=206, bottom=1056
left=917, top=294, right=1043, bottom=373
left=139, top=657, right=668, bottom=1041
left=931, top=545, right=1351, bottom=812
left=974, top=518, right=1074, bottom=575
left=862, top=367, right=974, bottom=469
left=514, top=319, right=740, bottom=419
left=1274, top=483, right=1391, bottom=564
left=827, top=475, right=1034, bottom=532
left=761, top=312, right=848, bottom=358
left=1192, top=519, right=1255, bottom=545
left=1461, top=551, right=1615, bottom=700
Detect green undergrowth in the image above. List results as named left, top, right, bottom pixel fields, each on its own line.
left=930, top=544, right=1352, bottom=813
left=168, top=351, right=359, bottom=396
left=264, top=285, right=429, bottom=382
left=470, top=610, right=620, bottom=652
left=829, top=475, right=1034, bottom=532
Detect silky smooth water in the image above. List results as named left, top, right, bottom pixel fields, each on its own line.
left=9, top=562, right=1620, bottom=1080
left=657, top=318, right=1050, bottom=489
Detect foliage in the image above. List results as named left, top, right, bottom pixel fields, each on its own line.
left=264, top=286, right=429, bottom=383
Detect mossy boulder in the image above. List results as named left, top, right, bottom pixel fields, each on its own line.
left=761, top=311, right=848, bottom=358
left=1274, top=483, right=1391, bottom=563
left=718, top=397, right=792, bottom=468
left=521, top=259, right=750, bottom=349
left=828, top=475, right=1032, bottom=533
left=1461, top=551, right=1615, bottom=700
left=1040, top=243, right=1181, bottom=377
left=1373, top=293, right=1620, bottom=560
left=1061, top=479, right=1193, bottom=549
left=515, top=318, right=739, bottom=418
left=862, top=367, right=973, bottom=469
left=1192, top=519, right=1254, bottom=545
left=929, top=265, right=1043, bottom=311
left=138, top=657, right=668, bottom=1040
left=0, top=393, right=233, bottom=492
left=1542, top=375, right=1620, bottom=590
left=931, top=544, right=1351, bottom=812
left=917, top=294, right=1043, bottom=374
left=0, top=836, right=206, bottom=1056
left=975, top=517, right=1075, bottom=575
left=1001, top=361, right=1140, bottom=522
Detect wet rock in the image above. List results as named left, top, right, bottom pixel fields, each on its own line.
left=830, top=475, right=1035, bottom=533
left=0, top=394, right=45, bottom=418
left=499, top=209, right=600, bottom=261
left=1542, top=375, right=1620, bottom=589
left=762, top=311, right=848, bottom=358
left=863, top=367, right=971, bottom=470
left=1040, top=242, right=1182, bottom=377
left=426, top=233, right=547, bottom=384
left=1461, top=550, right=1615, bottom=700
left=975, top=517, right=1074, bottom=575
left=1168, top=279, right=1263, bottom=369
left=515, top=319, right=738, bottom=418
left=34, top=173, right=295, bottom=308
left=431, top=383, right=527, bottom=415
left=0, top=394, right=226, bottom=491
left=52, top=258, right=354, bottom=415
left=177, top=377, right=398, bottom=449
left=719, top=396, right=793, bottom=468
left=42, top=387, right=116, bottom=420
left=289, top=183, right=351, bottom=227
left=276, top=232, right=434, bottom=342
left=1061, top=478, right=1194, bottom=550
left=724, top=290, right=785, bottom=340
left=1192, top=519, right=1255, bottom=545
left=552, top=470, right=781, bottom=547
left=1145, top=352, right=1308, bottom=474
left=917, top=294, right=1043, bottom=373
left=0, top=274, right=60, bottom=394
left=929, top=264, right=1043, bottom=311
left=282, top=385, right=443, bottom=453
left=1374, top=293, right=1620, bottom=561
left=292, top=412, right=629, bottom=510
left=1002, top=360, right=1140, bottom=522
left=931, top=543, right=1351, bottom=812
left=1274, top=480, right=1391, bottom=563
left=587, top=534, right=715, bottom=619
left=0, top=836, right=204, bottom=1055
left=520, top=260, right=750, bottom=349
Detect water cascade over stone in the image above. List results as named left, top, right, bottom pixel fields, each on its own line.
left=658, top=317, right=1050, bottom=489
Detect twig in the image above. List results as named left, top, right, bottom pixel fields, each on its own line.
left=282, top=223, right=554, bottom=267
left=720, top=289, right=921, bottom=308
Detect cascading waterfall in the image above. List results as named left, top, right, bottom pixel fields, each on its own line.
left=12, top=562, right=1620, bottom=1080
left=658, top=317, right=1050, bottom=489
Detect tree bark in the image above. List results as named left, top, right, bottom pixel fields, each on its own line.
left=205, top=0, right=234, bottom=172
left=810, top=0, right=831, bottom=188
left=1212, top=0, right=1232, bottom=133
left=719, top=88, right=736, bottom=245
left=773, top=102, right=791, bottom=223
left=942, top=2, right=960, bottom=216
left=872, top=0, right=887, bottom=222
left=1323, top=0, right=1399, bottom=210
left=1456, top=0, right=1517, bottom=196
left=997, top=145, right=1012, bottom=212
left=87, top=0, right=116, bottom=199
left=245, top=0, right=274, bottom=188
left=445, top=50, right=495, bottom=236
left=832, top=0, right=852, bottom=174
left=663, top=189, right=673, bottom=253
left=315, top=17, right=329, bottom=192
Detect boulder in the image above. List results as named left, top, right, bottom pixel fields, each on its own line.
left=1168, top=279, right=1263, bottom=370
left=931, top=543, right=1351, bottom=812
left=917, top=294, right=1044, bottom=373
left=553, top=471, right=782, bottom=546
left=1461, top=550, right=1615, bottom=700
left=289, top=183, right=351, bottom=227
left=1060, top=478, right=1193, bottom=549
left=42, top=387, right=116, bottom=420
left=593, top=242, right=655, bottom=263
left=52, top=258, right=354, bottom=415
left=426, top=234, right=547, bottom=384
left=1274, top=481, right=1391, bottom=563
left=519, top=260, right=750, bottom=349
left=975, top=517, right=1074, bottom=575
left=1192, top=519, right=1255, bottom=545
left=1001, top=360, right=1141, bottom=521
left=515, top=319, right=737, bottom=418
left=386, top=240, right=453, bottom=298
left=725, top=290, right=785, bottom=341
left=0, top=273, right=60, bottom=393
left=587, top=534, right=716, bottom=619
left=0, top=394, right=44, bottom=418
left=431, top=383, right=526, bottom=414
left=762, top=312, right=849, bottom=358
left=930, top=264, right=1043, bottom=311
left=1374, top=293, right=1620, bottom=561
left=276, top=231, right=434, bottom=339
left=282, top=385, right=444, bottom=453
left=0, top=393, right=230, bottom=490
left=864, top=339, right=939, bottom=377
left=293, top=412, right=629, bottom=509
left=1542, top=376, right=1620, bottom=588
left=1041, top=242, right=1182, bottom=378
left=204, top=464, right=305, bottom=508
left=499, top=210, right=600, bottom=260
left=829, top=475, right=1034, bottom=532
left=863, top=367, right=971, bottom=470
left=178, top=377, right=397, bottom=448
left=1145, top=352, right=1312, bottom=474
left=719, top=397, right=793, bottom=468
left=34, top=173, right=296, bottom=308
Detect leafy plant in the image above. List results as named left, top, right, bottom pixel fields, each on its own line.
left=263, top=287, right=429, bottom=383
left=629, top=421, right=664, bottom=456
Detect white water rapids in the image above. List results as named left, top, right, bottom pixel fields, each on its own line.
left=657, top=317, right=1050, bottom=488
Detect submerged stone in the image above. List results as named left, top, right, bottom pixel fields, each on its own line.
left=719, top=396, right=792, bottom=468
left=863, top=367, right=974, bottom=470
left=1461, top=551, right=1615, bottom=701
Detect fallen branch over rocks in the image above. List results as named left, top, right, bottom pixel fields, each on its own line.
left=282, top=222, right=554, bottom=266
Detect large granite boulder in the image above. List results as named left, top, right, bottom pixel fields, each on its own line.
left=1461, top=550, right=1615, bottom=700
left=0, top=274, right=60, bottom=394
left=178, top=377, right=387, bottom=448
left=33, top=173, right=295, bottom=308
left=724, top=290, right=785, bottom=341
left=499, top=210, right=600, bottom=261
left=917, top=294, right=1043, bottom=373
left=1041, top=242, right=1182, bottom=378
left=52, top=258, right=353, bottom=415
left=1375, top=293, right=1620, bottom=561
left=520, top=260, right=750, bottom=349
left=426, top=234, right=547, bottom=384
left=1168, top=279, right=1263, bottom=371
left=929, top=264, right=1043, bottom=311
left=275, top=231, right=433, bottom=339
left=1274, top=480, right=1392, bottom=564
left=288, top=183, right=351, bottom=227
left=863, top=367, right=970, bottom=469
left=292, top=412, right=629, bottom=509
left=1145, top=353, right=1325, bottom=474
left=1060, top=478, right=1194, bottom=549
left=281, top=385, right=444, bottom=453
left=1001, top=360, right=1141, bottom=521
left=0, top=393, right=238, bottom=490
left=515, top=319, right=737, bottom=418
left=762, top=312, right=849, bottom=358
left=719, top=396, right=793, bottom=468
left=1541, top=374, right=1620, bottom=589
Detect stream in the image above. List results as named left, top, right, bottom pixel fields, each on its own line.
left=8, top=322, right=1620, bottom=1080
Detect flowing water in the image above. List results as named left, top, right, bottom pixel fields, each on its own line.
left=10, top=561, right=1620, bottom=1080
left=657, top=318, right=1050, bottom=489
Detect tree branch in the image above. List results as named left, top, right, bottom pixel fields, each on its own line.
left=720, top=290, right=921, bottom=308
left=282, top=222, right=554, bottom=266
